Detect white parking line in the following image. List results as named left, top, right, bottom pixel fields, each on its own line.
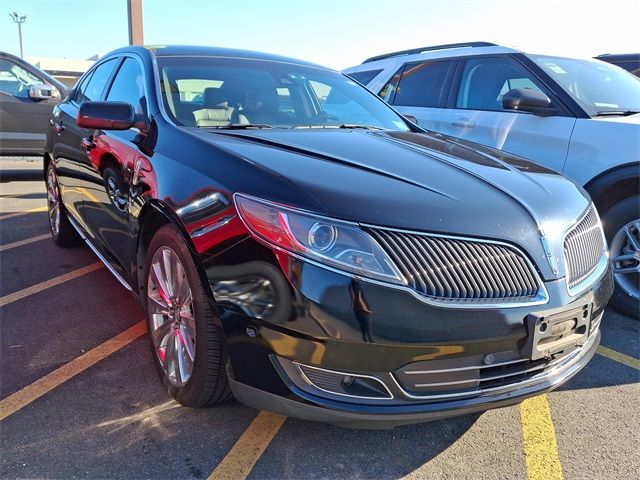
left=0, top=320, right=146, bottom=421
left=0, top=262, right=103, bottom=307
left=0, top=233, right=51, bottom=252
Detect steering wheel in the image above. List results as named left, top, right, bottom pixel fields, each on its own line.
left=312, top=111, right=341, bottom=123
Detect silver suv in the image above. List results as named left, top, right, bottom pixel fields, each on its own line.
left=344, top=42, right=640, bottom=317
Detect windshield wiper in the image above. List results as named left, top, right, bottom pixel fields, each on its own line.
left=292, top=124, right=384, bottom=130
left=337, top=124, right=384, bottom=130
left=203, top=123, right=275, bottom=129
left=594, top=110, right=639, bottom=117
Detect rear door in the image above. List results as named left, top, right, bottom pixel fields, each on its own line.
left=0, top=57, right=61, bottom=154
left=378, top=59, right=454, bottom=131
left=52, top=58, right=118, bottom=224
left=81, top=55, right=149, bottom=275
left=437, top=55, right=576, bottom=172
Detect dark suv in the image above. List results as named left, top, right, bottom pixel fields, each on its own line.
left=44, top=45, right=612, bottom=427
left=0, top=51, right=66, bottom=155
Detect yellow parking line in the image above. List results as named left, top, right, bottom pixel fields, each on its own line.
left=520, top=394, right=563, bottom=480
left=208, top=410, right=287, bottom=480
left=0, top=233, right=51, bottom=252
left=0, top=206, right=48, bottom=221
left=0, top=262, right=103, bottom=307
left=0, top=320, right=146, bottom=421
left=597, top=346, right=640, bottom=370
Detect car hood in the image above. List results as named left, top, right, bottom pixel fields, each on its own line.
left=192, top=128, right=591, bottom=279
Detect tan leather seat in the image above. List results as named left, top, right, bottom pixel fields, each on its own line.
left=193, top=88, right=234, bottom=127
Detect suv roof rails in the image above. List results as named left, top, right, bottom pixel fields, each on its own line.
left=362, top=42, right=498, bottom=64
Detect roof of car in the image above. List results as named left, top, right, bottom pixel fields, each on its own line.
left=104, top=45, right=329, bottom=70
left=345, top=42, right=520, bottom=71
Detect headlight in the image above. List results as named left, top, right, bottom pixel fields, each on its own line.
left=234, top=194, right=405, bottom=284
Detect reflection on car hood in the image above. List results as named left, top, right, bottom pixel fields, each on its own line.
left=192, top=128, right=591, bottom=279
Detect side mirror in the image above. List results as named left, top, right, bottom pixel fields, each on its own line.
left=29, top=84, right=59, bottom=101
left=502, top=88, right=557, bottom=117
left=77, top=101, right=136, bottom=130
left=403, top=114, right=419, bottom=125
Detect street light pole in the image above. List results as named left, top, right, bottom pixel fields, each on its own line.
left=9, top=12, right=27, bottom=58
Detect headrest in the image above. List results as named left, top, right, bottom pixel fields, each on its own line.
left=244, top=86, right=279, bottom=112
left=203, top=87, right=228, bottom=108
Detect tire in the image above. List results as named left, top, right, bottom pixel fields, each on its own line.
left=601, top=195, right=640, bottom=318
left=143, top=224, right=231, bottom=406
left=46, top=162, right=80, bottom=247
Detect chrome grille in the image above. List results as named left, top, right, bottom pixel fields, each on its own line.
left=563, top=207, right=605, bottom=290
left=367, top=228, right=541, bottom=303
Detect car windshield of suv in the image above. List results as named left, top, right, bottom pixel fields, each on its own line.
left=156, top=56, right=410, bottom=131
left=529, top=54, right=640, bottom=116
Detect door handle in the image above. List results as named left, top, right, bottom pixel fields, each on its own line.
left=451, top=119, right=475, bottom=128
left=80, top=136, right=95, bottom=151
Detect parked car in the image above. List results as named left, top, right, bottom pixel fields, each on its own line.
left=595, top=53, right=640, bottom=77
left=344, top=42, right=639, bottom=317
left=0, top=51, right=66, bottom=155
left=45, top=45, right=612, bottom=427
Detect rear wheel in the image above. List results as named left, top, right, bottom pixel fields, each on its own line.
left=144, top=224, right=231, bottom=406
left=602, top=195, right=639, bottom=318
left=46, top=162, right=79, bottom=247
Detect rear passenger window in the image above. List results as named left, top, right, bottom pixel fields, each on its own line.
left=77, top=59, right=117, bottom=103
left=456, top=57, right=546, bottom=111
left=346, top=69, right=383, bottom=85
left=382, top=60, right=452, bottom=107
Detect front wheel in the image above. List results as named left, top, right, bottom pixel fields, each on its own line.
left=602, top=195, right=639, bottom=318
left=144, top=224, right=231, bottom=406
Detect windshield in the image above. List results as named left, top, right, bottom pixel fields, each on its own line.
left=156, top=56, right=410, bottom=131
left=529, top=54, right=640, bottom=116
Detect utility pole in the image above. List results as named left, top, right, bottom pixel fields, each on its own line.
left=9, top=12, right=27, bottom=58
left=127, top=0, right=144, bottom=45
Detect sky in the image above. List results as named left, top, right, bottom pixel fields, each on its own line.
left=0, top=0, right=638, bottom=70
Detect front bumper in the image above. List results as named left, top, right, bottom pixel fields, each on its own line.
left=229, top=329, right=600, bottom=429
left=212, top=256, right=613, bottom=428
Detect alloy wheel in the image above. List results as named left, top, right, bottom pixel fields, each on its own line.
left=610, top=219, right=640, bottom=301
left=147, top=247, right=197, bottom=387
left=46, top=167, right=61, bottom=236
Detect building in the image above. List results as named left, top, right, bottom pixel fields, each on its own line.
left=25, top=55, right=99, bottom=87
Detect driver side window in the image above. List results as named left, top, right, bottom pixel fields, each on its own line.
left=456, top=57, right=547, bottom=111
left=0, top=58, right=44, bottom=98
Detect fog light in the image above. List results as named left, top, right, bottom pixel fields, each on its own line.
left=342, top=375, right=356, bottom=386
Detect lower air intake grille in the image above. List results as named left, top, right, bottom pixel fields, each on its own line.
left=367, top=228, right=541, bottom=303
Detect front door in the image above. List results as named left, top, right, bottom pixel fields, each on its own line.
left=81, top=56, right=148, bottom=279
left=437, top=56, right=576, bottom=173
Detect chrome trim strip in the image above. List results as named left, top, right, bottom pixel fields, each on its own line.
left=293, top=362, right=394, bottom=400
left=234, top=192, right=550, bottom=309
left=191, top=215, right=235, bottom=238
left=413, top=360, right=552, bottom=388
left=391, top=330, right=598, bottom=401
left=67, top=215, right=133, bottom=292
left=404, top=357, right=528, bottom=375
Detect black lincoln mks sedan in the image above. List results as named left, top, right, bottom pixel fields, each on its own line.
left=44, top=45, right=613, bottom=428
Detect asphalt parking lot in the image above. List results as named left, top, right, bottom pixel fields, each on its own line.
left=1, top=157, right=638, bottom=480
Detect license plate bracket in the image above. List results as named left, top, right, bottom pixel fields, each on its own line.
left=522, top=304, right=591, bottom=361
